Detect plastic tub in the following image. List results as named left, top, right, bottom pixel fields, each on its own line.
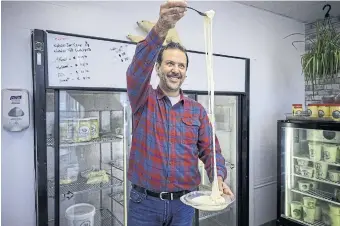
left=65, top=203, right=96, bottom=226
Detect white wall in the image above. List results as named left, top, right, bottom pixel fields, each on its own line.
left=1, top=1, right=305, bottom=226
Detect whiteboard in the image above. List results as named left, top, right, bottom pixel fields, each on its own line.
left=47, top=32, right=246, bottom=92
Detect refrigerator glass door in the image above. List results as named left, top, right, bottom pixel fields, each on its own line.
left=47, top=90, right=131, bottom=226
left=280, top=126, right=340, bottom=225
left=196, top=95, right=238, bottom=226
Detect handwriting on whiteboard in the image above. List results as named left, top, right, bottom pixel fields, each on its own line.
left=110, top=44, right=130, bottom=63
left=50, top=35, right=133, bottom=85
left=52, top=40, right=91, bottom=83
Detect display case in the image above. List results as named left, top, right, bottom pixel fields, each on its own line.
left=196, top=95, right=238, bottom=226
left=277, top=120, right=340, bottom=226
left=46, top=90, right=132, bottom=226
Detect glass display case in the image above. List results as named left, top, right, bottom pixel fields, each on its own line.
left=44, top=91, right=242, bottom=226
left=195, top=95, right=238, bottom=226
left=277, top=120, right=340, bottom=226
left=46, top=90, right=132, bottom=226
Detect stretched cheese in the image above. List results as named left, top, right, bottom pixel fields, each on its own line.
left=203, top=9, right=221, bottom=200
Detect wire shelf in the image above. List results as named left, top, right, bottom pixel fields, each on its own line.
left=109, top=191, right=124, bottom=206
left=294, top=174, right=340, bottom=187
left=47, top=134, right=121, bottom=147
left=108, top=160, right=124, bottom=171
left=291, top=188, right=340, bottom=206
left=48, top=208, right=122, bottom=226
left=282, top=215, right=326, bottom=226
left=48, top=175, right=123, bottom=197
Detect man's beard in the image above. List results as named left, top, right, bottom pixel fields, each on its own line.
left=159, top=71, right=183, bottom=92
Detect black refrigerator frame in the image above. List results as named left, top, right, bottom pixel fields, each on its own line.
left=276, top=119, right=340, bottom=226
left=31, top=29, right=250, bottom=226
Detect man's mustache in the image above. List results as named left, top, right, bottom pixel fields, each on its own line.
left=166, top=73, right=182, bottom=79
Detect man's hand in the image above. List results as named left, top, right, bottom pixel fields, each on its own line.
left=154, top=0, right=187, bottom=38
left=217, top=176, right=234, bottom=198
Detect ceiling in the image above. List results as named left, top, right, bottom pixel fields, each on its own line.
left=237, top=1, right=340, bottom=23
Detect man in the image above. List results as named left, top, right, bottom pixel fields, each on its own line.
left=126, top=1, right=233, bottom=225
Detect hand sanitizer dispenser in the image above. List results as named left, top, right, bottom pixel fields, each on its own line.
left=2, top=89, right=30, bottom=132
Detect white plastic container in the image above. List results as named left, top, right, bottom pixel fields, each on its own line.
left=65, top=203, right=96, bottom=226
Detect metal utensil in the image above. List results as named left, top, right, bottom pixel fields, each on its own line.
left=185, top=6, right=207, bottom=16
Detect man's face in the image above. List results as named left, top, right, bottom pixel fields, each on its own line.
left=156, top=49, right=187, bottom=94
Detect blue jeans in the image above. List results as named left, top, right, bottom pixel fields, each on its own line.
left=127, top=187, right=195, bottom=226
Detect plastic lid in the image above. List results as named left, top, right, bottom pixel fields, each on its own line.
left=292, top=104, right=302, bottom=106
left=328, top=104, right=340, bottom=106
left=308, top=104, right=319, bottom=106
left=318, top=104, right=330, bottom=106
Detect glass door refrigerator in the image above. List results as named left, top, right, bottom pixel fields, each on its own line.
left=184, top=92, right=247, bottom=226
left=44, top=90, right=132, bottom=226
left=277, top=119, right=340, bottom=226
left=32, top=29, right=249, bottom=226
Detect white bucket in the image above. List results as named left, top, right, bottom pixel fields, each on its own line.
left=65, top=203, right=96, bottom=226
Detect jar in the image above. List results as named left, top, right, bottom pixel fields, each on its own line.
left=292, top=104, right=303, bottom=116
left=317, top=104, right=330, bottom=118
left=330, top=104, right=340, bottom=121
left=307, top=104, right=319, bottom=117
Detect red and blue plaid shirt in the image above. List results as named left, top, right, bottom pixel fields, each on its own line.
left=126, top=27, right=227, bottom=192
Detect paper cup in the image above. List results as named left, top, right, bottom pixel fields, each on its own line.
left=303, top=205, right=316, bottom=224
left=329, top=170, right=339, bottom=182
left=65, top=203, right=95, bottom=226
left=324, top=144, right=338, bottom=163
left=291, top=201, right=303, bottom=219
left=329, top=204, right=340, bottom=216
left=300, top=167, right=314, bottom=178
left=330, top=213, right=340, bottom=226
left=315, top=162, right=328, bottom=179
left=297, top=159, right=309, bottom=166
left=322, top=208, right=331, bottom=226
left=308, top=142, right=322, bottom=161
left=315, top=205, right=321, bottom=221
left=303, top=197, right=316, bottom=208
left=295, top=165, right=301, bottom=175
left=298, top=181, right=310, bottom=192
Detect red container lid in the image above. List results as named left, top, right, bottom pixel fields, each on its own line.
left=328, top=104, right=340, bottom=106
left=318, top=104, right=329, bottom=106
